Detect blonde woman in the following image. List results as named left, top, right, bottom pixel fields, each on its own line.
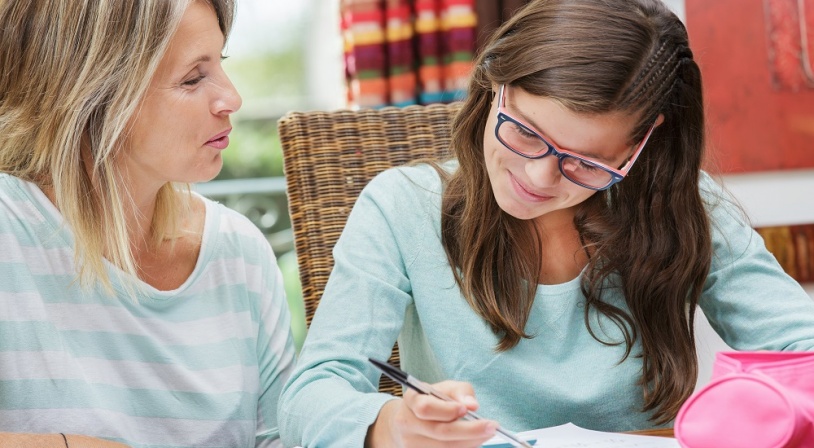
left=0, top=1, right=295, bottom=447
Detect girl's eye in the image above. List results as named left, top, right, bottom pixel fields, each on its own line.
left=182, top=75, right=205, bottom=86
left=519, top=128, right=535, bottom=138
left=516, top=125, right=537, bottom=139
left=577, top=160, right=600, bottom=172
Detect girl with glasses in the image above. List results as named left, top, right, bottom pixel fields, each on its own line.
left=279, top=0, right=814, bottom=447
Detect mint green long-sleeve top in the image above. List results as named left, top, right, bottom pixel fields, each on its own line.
left=278, top=164, right=814, bottom=447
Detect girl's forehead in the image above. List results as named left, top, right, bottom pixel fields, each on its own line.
left=505, top=87, right=640, bottom=158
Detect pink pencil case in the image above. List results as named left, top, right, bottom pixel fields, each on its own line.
left=675, top=351, right=814, bottom=448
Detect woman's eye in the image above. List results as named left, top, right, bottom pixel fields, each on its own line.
left=182, top=75, right=205, bottom=86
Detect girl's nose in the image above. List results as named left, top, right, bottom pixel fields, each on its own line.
left=525, top=153, right=563, bottom=188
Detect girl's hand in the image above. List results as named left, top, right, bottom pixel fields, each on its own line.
left=365, top=380, right=498, bottom=448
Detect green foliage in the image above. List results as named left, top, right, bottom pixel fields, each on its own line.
left=278, top=251, right=306, bottom=353
left=218, top=121, right=283, bottom=180
left=218, top=50, right=306, bottom=180
left=225, top=51, right=305, bottom=99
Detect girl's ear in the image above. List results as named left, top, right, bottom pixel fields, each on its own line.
left=655, top=113, right=665, bottom=127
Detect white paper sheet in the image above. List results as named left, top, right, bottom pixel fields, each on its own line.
left=483, top=422, right=680, bottom=448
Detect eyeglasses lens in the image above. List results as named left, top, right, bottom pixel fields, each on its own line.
left=496, top=119, right=613, bottom=189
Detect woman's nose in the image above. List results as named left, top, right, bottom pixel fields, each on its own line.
left=212, top=72, right=243, bottom=116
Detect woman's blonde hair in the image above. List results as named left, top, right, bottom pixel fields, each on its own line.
left=0, top=0, right=235, bottom=291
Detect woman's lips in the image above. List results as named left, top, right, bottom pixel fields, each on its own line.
left=509, top=172, right=553, bottom=202
left=205, top=129, right=231, bottom=150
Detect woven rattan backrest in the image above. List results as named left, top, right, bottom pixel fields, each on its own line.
left=278, top=102, right=462, bottom=396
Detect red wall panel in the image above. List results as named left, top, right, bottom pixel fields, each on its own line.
left=687, top=0, right=814, bottom=173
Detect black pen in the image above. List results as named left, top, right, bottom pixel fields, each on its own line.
left=369, top=357, right=535, bottom=448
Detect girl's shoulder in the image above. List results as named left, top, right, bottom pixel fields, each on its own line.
left=697, top=171, right=750, bottom=229
left=351, top=161, right=453, bottom=252
left=365, top=160, right=456, bottom=206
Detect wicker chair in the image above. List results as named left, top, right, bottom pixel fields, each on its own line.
left=278, top=102, right=462, bottom=396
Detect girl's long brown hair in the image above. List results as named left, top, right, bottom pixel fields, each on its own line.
left=441, top=0, right=710, bottom=424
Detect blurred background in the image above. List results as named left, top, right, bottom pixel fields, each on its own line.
left=196, top=0, right=344, bottom=351
left=197, top=0, right=814, bottom=357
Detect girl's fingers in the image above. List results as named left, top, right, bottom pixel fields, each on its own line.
left=395, top=380, right=496, bottom=447
left=413, top=417, right=498, bottom=442
left=405, top=389, right=468, bottom=421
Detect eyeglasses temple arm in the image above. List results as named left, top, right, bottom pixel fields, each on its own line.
left=619, top=121, right=657, bottom=173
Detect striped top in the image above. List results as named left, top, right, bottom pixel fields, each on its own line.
left=0, top=174, right=296, bottom=448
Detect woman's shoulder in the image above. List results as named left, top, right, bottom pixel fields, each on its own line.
left=0, top=174, right=59, bottom=233
left=0, top=173, right=33, bottom=203
left=196, top=193, right=273, bottom=257
left=0, top=174, right=33, bottom=233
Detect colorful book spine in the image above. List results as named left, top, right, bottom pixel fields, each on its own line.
left=341, top=0, right=476, bottom=108
left=341, top=0, right=387, bottom=107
